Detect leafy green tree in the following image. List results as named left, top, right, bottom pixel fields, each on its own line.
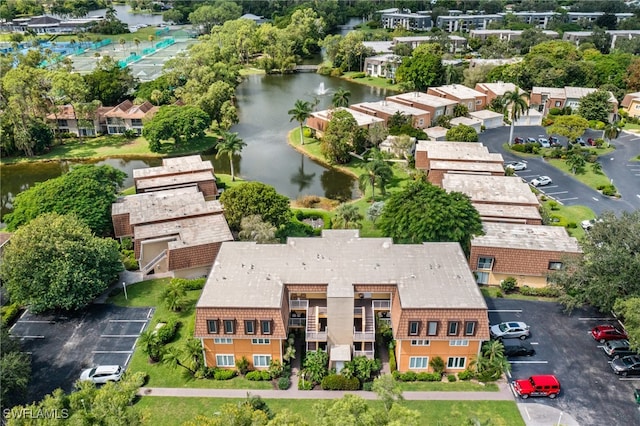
left=566, top=150, right=587, bottom=174
left=603, top=121, right=621, bottom=143
left=143, top=105, right=210, bottom=152
left=238, top=215, right=279, bottom=243
left=358, top=152, right=394, bottom=200
left=366, top=201, right=385, bottom=226
left=0, top=324, right=31, bottom=410
left=83, top=56, right=135, bottom=106
left=614, top=298, right=640, bottom=351
left=396, top=48, right=444, bottom=91
left=552, top=210, right=640, bottom=313
left=1, top=213, right=123, bottom=313
left=332, top=203, right=363, bottom=229
left=547, top=115, right=589, bottom=142
left=288, top=99, right=312, bottom=145
left=445, top=124, right=479, bottom=142
left=372, top=374, right=403, bottom=412
left=189, top=1, right=242, bottom=35
left=160, top=280, right=188, bottom=312
left=378, top=180, right=483, bottom=251
left=625, top=58, right=640, bottom=91
left=163, top=338, right=204, bottom=375
left=577, top=89, right=613, bottom=123
left=470, top=341, right=510, bottom=382
left=215, top=131, right=246, bottom=181
left=5, top=165, right=126, bottom=235
left=138, top=329, right=163, bottom=363
left=321, top=109, right=365, bottom=164
left=301, top=350, right=329, bottom=384
left=501, top=88, right=529, bottom=145
left=332, top=88, right=351, bottom=108
left=219, top=182, right=291, bottom=231
left=453, top=103, right=469, bottom=118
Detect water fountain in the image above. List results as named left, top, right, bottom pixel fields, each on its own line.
left=315, top=82, right=329, bottom=95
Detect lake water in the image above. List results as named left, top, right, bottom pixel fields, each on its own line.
left=0, top=73, right=395, bottom=218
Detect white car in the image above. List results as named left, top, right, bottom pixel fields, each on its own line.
left=530, top=176, right=552, bottom=186
left=538, top=137, right=550, bottom=148
left=490, top=321, right=531, bottom=340
left=79, top=365, right=124, bottom=384
left=581, top=218, right=602, bottom=231
left=506, top=161, right=527, bottom=171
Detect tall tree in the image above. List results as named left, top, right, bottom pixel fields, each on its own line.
left=0, top=325, right=31, bottom=410
left=1, top=213, right=123, bottom=313
left=547, top=115, right=589, bottom=143
left=219, top=182, right=291, bottom=231
left=83, top=56, right=135, bottom=106
left=332, top=203, right=363, bottom=229
left=321, top=109, right=365, bottom=164
left=445, top=124, right=479, bottom=142
left=215, top=131, right=246, bottom=181
left=551, top=210, right=640, bottom=313
left=238, top=215, right=278, bottom=243
left=332, top=88, right=351, bottom=108
left=501, top=88, right=529, bottom=146
left=378, top=180, right=483, bottom=252
left=358, top=152, right=393, bottom=200
left=395, top=47, right=444, bottom=91
left=288, top=99, right=312, bottom=146
left=577, top=89, right=613, bottom=123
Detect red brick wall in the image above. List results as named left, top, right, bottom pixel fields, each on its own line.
left=415, top=150, right=430, bottom=170
left=168, top=242, right=225, bottom=271
left=198, top=180, right=218, bottom=197
left=469, top=245, right=581, bottom=276
left=112, top=213, right=133, bottom=238
left=395, top=308, right=489, bottom=341
left=285, top=284, right=328, bottom=294
left=195, top=307, right=287, bottom=339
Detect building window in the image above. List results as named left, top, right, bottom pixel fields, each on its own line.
left=408, top=321, right=420, bottom=336
left=450, top=340, right=469, bottom=346
left=252, top=338, right=271, bottom=344
left=476, top=272, right=489, bottom=284
left=427, top=321, right=439, bottom=336
left=448, top=321, right=460, bottom=336
left=223, top=320, right=235, bottom=334
left=207, top=319, right=218, bottom=334
left=464, top=321, right=477, bottom=336
left=253, top=355, right=271, bottom=368
left=477, top=257, right=494, bottom=270
left=555, top=101, right=562, bottom=107
left=418, top=118, right=424, bottom=126
left=409, top=356, right=429, bottom=370
left=245, top=320, right=255, bottom=334
left=214, top=338, right=233, bottom=344
left=57, top=119, right=68, bottom=127
left=476, top=99, right=482, bottom=105
left=411, top=339, right=430, bottom=346
left=216, top=354, right=235, bottom=367
left=447, top=357, right=466, bottom=369
left=548, top=261, right=563, bottom=270
left=261, top=320, right=272, bottom=335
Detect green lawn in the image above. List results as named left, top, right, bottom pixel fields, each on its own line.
left=109, top=279, right=272, bottom=390
left=541, top=199, right=595, bottom=239
left=398, top=381, right=498, bottom=392
left=480, top=286, right=558, bottom=302
left=133, top=397, right=523, bottom=426
left=1, top=133, right=219, bottom=165
left=341, top=72, right=402, bottom=91
left=546, top=158, right=613, bottom=192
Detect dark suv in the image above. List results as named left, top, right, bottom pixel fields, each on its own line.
left=503, top=341, right=536, bottom=357
left=603, top=340, right=637, bottom=359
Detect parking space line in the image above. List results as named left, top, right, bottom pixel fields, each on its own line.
left=147, top=309, right=153, bottom=319
left=557, top=197, right=578, bottom=201
left=124, top=353, right=132, bottom=366
left=523, top=406, right=531, bottom=420
left=579, top=317, right=616, bottom=321
left=619, top=377, right=640, bottom=381
left=546, top=191, right=568, bottom=195
left=109, top=319, right=148, bottom=323
left=17, top=320, right=55, bottom=323
left=529, top=342, right=539, bottom=345
left=100, top=334, right=141, bottom=338
left=17, top=335, right=45, bottom=339
left=139, top=323, right=146, bottom=333
left=488, top=309, right=523, bottom=313
left=509, top=361, right=549, bottom=364
left=92, top=350, right=133, bottom=354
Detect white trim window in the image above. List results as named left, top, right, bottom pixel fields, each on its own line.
left=409, top=356, right=429, bottom=370
left=477, top=257, right=494, bottom=270
left=449, top=340, right=469, bottom=346
left=252, top=338, right=270, bottom=344
left=411, top=339, right=430, bottom=346
left=213, top=338, right=233, bottom=344
left=216, top=354, right=235, bottom=367
left=253, top=355, right=271, bottom=368
left=476, top=271, right=489, bottom=284
left=447, top=357, right=466, bottom=369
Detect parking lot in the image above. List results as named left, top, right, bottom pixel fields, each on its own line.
left=10, top=304, right=152, bottom=403
left=486, top=298, right=640, bottom=426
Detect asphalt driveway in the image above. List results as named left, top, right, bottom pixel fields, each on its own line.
left=9, top=304, right=152, bottom=405
left=486, top=298, right=640, bottom=426
left=479, top=126, right=640, bottom=214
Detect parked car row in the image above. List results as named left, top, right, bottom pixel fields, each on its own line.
left=590, top=324, right=640, bottom=377
left=513, top=136, right=560, bottom=147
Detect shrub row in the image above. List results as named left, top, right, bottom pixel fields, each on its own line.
left=457, top=369, right=474, bottom=381
left=278, top=376, right=290, bottom=390
left=392, top=371, right=442, bottom=382
left=511, top=142, right=540, bottom=154
left=246, top=370, right=271, bottom=381
left=320, top=374, right=361, bottom=390
left=156, top=318, right=179, bottom=344
left=170, top=277, right=206, bottom=291
left=1, top=302, right=22, bottom=326
left=519, top=285, right=561, bottom=297
left=388, top=341, right=397, bottom=373
left=209, top=369, right=237, bottom=380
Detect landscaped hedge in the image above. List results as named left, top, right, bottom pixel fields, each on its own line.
left=170, top=277, right=206, bottom=291
left=388, top=341, right=397, bottom=372
left=393, top=371, right=441, bottom=382
left=155, top=319, right=179, bottom=344
left=320, top=374, right=360, bottom=390
left=519, top=285, right=561, bottom=297
left=278, top=376, right=290, bottom=390
left=1, top=302, right=22, bottom=326
left=457, top=369, right=475, bottom=381
left=213, top=369, right=237, bottom=380
left=246, top=370, right=271, bottom=381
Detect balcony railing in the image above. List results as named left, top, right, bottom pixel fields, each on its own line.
left=140, top=249, right=167, bottom=275
left=307, top=330, right=327, bottom=341
left=288, top=318, right=306, bottom=327
left=372, top=300, right=391, bottom=309
left=353, top=350, right=375, bottom=359
left=289, top=299, right=308, bottom=310
left=353, top=330, right=375, bottom=341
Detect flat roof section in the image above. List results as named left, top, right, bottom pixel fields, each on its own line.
left=197, top=230, right=486, bottom=310
left=476, top=82, right=517, bottom=97
left=430, top=84, right=486, bottom=100
left=311, top=108, right=385, bottom=127
left=135, top=171, right=216, bottom=191
left=472, top=203, right=542, bottom=221
left=469, top=109, right=505, bottom=120
left=133, top=155, right=213, bottom=179
left=429, top=160, right=505, bottom=173
left=351, top=100, right=429, bottom=117
left=134, top=214, right=233, bottom=249
left=472, top=222, right=582, bottom=253
left=416, top=141, right=504, bottom=163
left=442, top=174, right=539, bottom=206
left=386, top=92, right=458, bottom=108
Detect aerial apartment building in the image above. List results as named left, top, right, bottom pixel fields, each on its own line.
left=133, top=155, right=218, bottom=197
left=386, top=92, right=457, bottom=121
left=350, top=100, right=431, bottom=129
left=435, top=14, right=503, bottom=33
left=195, top=230, right=489, bottom=373
left=306, top=107, right=385, bottom=137
left=530, top=86, right=618, bottom=121
left=380, top=11, right=432, bottom=31
left=427, top=84, right=487, bottom=112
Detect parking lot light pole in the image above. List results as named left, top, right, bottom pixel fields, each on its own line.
left=123, top=282, right=128, bottom=300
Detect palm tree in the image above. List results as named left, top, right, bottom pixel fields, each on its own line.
left=288, top=99, right=312, bottom=146
left=603, top=121, right=621, bottom=146
left=148, top=34, right=155, bottom=48
left=138, top=330, right=162, bottom=363
left=358, top=154, right=393, bottom=201
left=332, top=88, right=351, bottom=108
left=502, top=88, right=529, bottom=146
left=119, top=37, right=126, bottom=51
left=215, top=131, right=247, bottom=181
left=133, top=37, right=140, bottom=54
left=332, top=203, right=363, bottom=229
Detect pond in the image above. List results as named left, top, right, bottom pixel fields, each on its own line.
left=0, top=73, right=395, bottom=219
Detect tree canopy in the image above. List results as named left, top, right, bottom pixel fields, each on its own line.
left=143, top=105, right=210, bottom=152
left=577, top=89, right=613, bottom=123
left=4, top=164, right=126, bottom=235
left=396, top=47, right=444, bottom=91
left=546, top=115, right=589, bottom=142
left=219, top=182, right=291, bottom=231
left=445, top=124, right=479, bottom=142
left=378, top=180, right=483, bottom=251
left=321, top=109, right=366, bottom=164
left=551, top=210, right=640, bottom=314
left=83, top=56, right=135, bottom=106
left=0, top=324, right=31, bottom=410
left=1, top=213, right=123, bottom=313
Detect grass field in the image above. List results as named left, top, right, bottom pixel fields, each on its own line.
left=341, top=72, right=402, bottom=92
left=398, top=381, right=499, bottom=391
left=547, top=158, right=613, bottom=192
left=541, top=199, right=594, bottom=239
left=133, top=397, right=524, bottom=426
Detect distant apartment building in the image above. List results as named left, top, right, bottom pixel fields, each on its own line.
left=0, top=15, right=102, bottom=34
left=427, top=84, right=487, bottom=112
left=436, top=14, right=503, bottom=33
left=350, top=100, right=431, bottom=129
left=621, top=91, right=640, bottom=118
left=133, top=155, right=218, bottom=197
left=507, top=11, right=557, bottom=28
left=386, top=92, right=458, bottom=122
left=306, top=107, right=385, bottom=138
left=469, top=29, right=558, bottom=41
left=393, top=35, right=468, bottom=53
left=363, top=54, right=401, bottom=79
left=475, top=82, right=521, bottom=106
left=104, top=100, right=158, bottom=136
left=381, top=12, right=432, bottom=31
left=470, top=222, right=582, bottom=287
left=194, top=230, right=489, bottom=373
left=530, top=86, right=618, bottom=120
left=563, top=30, right=640, bottom=50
